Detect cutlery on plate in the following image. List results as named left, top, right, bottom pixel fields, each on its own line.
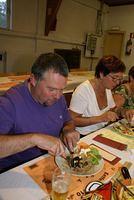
left=116, top=178, right=134, bottom=197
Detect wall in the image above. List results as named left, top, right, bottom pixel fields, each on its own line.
left=106, top=5, right=134, bottom=72
left=0, top=0, right=105, bottom=73
left=2, top=1, right=133, bottom=74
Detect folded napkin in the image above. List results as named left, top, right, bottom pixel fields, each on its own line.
left=82, top=181, right=112, bottom=200
left=93, top=134, right=127, bottom=150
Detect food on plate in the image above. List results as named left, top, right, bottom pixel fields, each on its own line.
left=115, top=179, right=134, bottom=200
left=112, top=120, right=134, bottom=137
left=82, top=192, right=103, bottom=200
left=66, top=144, right=102, bottom=174
left=55, top=143, right=104, bottom=176
left=118, top=185, right=134, bottom=200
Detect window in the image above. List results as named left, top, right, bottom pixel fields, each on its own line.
left=0, top=0, right=11, bottom=29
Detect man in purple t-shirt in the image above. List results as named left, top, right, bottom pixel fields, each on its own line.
left=0, top=53, right=80, bottom=172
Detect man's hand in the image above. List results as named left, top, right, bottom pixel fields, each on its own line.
left=32, top=134, right=66, bottom=158
left=61, top=130, right=80, bottom=153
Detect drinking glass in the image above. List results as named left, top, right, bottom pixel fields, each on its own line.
left=51, top=167, right=71, bottom=200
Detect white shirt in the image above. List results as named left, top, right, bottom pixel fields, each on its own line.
left=69, top=80, right=115, bottom=135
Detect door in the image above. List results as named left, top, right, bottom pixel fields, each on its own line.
left=103, top=31, right=125, bottom=58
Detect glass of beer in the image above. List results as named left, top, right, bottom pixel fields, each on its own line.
left=51, top=167, right=71, bottom=200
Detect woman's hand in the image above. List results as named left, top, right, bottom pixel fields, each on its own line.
left=101, top=111, right=119, bottom=122
left=123, top=109, right=134, bottom=122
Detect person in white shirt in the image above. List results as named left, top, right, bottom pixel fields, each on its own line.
left=69, top=55, right=126, bottom=135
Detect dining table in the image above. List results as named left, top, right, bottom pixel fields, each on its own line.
left=0, top=120, right=133, bottom=200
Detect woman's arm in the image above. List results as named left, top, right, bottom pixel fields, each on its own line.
left=113, top=93, right=134, bottom=121
left=69, top=110, right=118, bottom=127
left=113, top=93, right=125, bottom=109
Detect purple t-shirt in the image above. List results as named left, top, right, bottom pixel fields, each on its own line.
left=0, top=80, right=71, bottom=171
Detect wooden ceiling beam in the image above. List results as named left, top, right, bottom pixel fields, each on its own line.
left=45, top=0, right=62, bottom=36
left=100, top=0, right=134, bottom=7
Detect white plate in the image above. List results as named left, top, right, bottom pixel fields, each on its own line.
left=111, top=119, right=134, bottom=138
left=55, top=155, right=104, bottom=176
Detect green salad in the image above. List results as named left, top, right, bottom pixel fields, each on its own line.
left=67, top=146, right=102, bottom=170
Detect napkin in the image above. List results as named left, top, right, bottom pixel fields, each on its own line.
left=82, top=181, right=112, bottom=200
left=93, top=134, right=127, bottom=150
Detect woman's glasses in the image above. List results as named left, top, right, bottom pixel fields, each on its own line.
left=108, top=74, right=123, bottom=83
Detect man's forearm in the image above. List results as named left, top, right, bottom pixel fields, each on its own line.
left=0, top=134, right=35, bottom=158
left=62, top=120, right=75, bottom=134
